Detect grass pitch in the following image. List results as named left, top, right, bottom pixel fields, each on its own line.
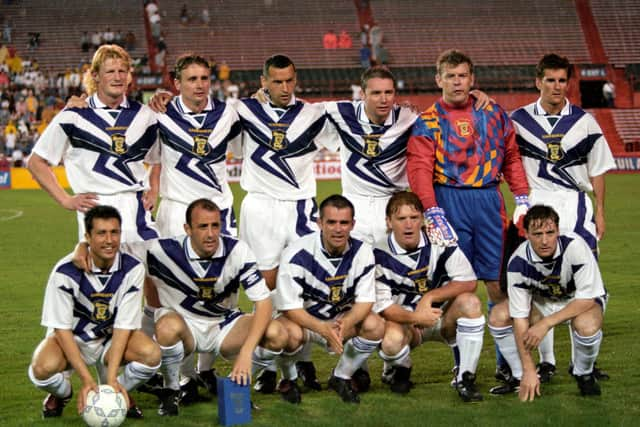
left=1, top=175, right=639, bottom=426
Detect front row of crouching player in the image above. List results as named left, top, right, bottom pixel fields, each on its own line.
left=29, top=196, right=607, bottom=418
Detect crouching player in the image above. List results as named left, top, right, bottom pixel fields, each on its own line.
left=374, top=192, right=484, bottom=401
left=273, top=195, right=384, bottom=404
left=28, top=206, right=161, bottom=419
left=488, top=205, right=607, bottom=400
left=149, top=198, right=287, bottom=416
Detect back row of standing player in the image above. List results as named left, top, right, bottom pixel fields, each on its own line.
left=27, top=45, right=614, bottom=410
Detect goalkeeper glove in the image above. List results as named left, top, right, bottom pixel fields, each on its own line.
left=424, top=207, right=458, bottom=246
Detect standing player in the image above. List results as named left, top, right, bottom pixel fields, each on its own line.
left=148, top=199, right=287, bottom=416
left=407, top=49, right=530, bottom=378
left=28, top=206, right=161, bottom=419
left=28, top=44, right=159, bottom=244
left=488, top=205, right=607, bottom=399
left=272, top=195, right=384, bottom=404
left=510, top=54, right=615, bottom=381
left=374, top=192, right=484, bottom=401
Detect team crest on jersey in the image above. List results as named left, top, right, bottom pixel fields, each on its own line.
left=455, top=119, right=473, bottom=137
left=198, top=286, right=215, bottom=301
left=546, top=142, right=564, bottom=162
left=111, top=133, right=128, bottom=155
left=193, top=135, right=210, bottom=156
left=414, top=277, right=429, bottom=294
left=329, top=285, right=344, bottom=303
left=270, top=130, right=288, bottom=150
left=362, top=134, right=381, bottom=158
left=541, top=276, right=563, bottom=297
left=92, top=301, right=112, bottom=322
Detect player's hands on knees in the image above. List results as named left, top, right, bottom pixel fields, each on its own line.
left=323, top=321, right=344, bottom=354
left=413, top=307, right=442, bottom=328
left=423, top=207, right=458, bottom=246
left=470, top=89, right=494, bottom=110
left=63, top=192, right=98, bottom=213
left=148, top=90, right=173, bottom=113
left=78, top=380, right=99, bottom=414
left=66, top=93, right=89, bottom=109
left=518, top=370, right=541, bottom=402
left=523, top=322, right=549, bottom=351
left=230, top=352, right=252, bottom=386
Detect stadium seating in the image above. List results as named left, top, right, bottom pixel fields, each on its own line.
left=590, top=0, right=640, bottom=64
left=156, top=0, right=362, bottom=71
left=611, top=109, right=640, bottom=151
left=1, top=0, right=147, bottom=73
left=368, top=0, right=591, bottom=66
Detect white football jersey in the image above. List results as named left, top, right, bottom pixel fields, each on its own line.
left=32, top=94, right=158, bottom=195
left=274, top=232, right=376, bottom=320
left=231, top=97, right=336, bottom=200
left=41, top=252, right=144, bottom=342
left=153, top=96, right=240, bottom=208
left=146, top=235, right=270, bottom=323
left=324, top=100, right=416, bottom=197
left=373, top=230, right=476, bottom=313
left=507, top=233, right=606, bottom=319
left=511, top=99, right=616, bottom=193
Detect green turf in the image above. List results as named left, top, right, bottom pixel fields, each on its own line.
left=1, top=175, right=639, bottom=426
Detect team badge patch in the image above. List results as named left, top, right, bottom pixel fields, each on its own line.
left=92, top=301, right=112, bottom=322
left=270, top=130, right=288, bottom=150
left=455, top=119, right=473, bottom=137
left=111, top=134, right=128, bottom=155
left=414, top=277, right=429, bottom=294
left=193, top=135, right=210, bottom=156
left=329, top=285, right=344, bottom=303
left=363, top=134, right=381, bottom=157
left=198, top=286, right=215, bottom=301
left=546, top=142, right=564, bottom=162
left=542, top=276, right=563, bottom=298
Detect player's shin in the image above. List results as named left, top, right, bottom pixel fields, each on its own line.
left=252, top=346, right=282, bottom=377
left=28, top=366, right=72, bottom=398
left=456, top=317, right=485, bottom=381
left=334, top=336, right=381, bottom=379
left=160, top=342, right=184, bottom=390
left=118, top=361, right=161, bottom=391
left=488, top=325, right=523, bottom=380
left=571, top=329, right=603, bottom=376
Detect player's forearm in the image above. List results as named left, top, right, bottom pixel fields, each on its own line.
left=148, top=163, right=161, bottom=196
left=341, top=302, right=373, bottom=336
left=106, top=329, right=131, bottom=383
left=539, top=299, right=596, bottom=330
left=419, top=281, right=477, bottom=306
left=239, top=298, right=273, bottom=356
left=590, top=174, right=606, bottom=215
left=284, top=308, right=328, bottom=337
left=27, top=154, right=70, bottom=206
left=406, top=135, right=437, bottom=209
left=55, top=329, right=94, bottom=384
left=381, top=304, right=418, bottom=324
left=513, top=318, right=536, bottom=375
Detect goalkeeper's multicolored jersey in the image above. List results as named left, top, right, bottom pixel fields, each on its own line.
left=373, top=230, right=476, bottom=313
left=510, top=99, right=615, bottom=193
left=407, top=97, right=528, bottom=209
left=324, top=100, right=416, bottom=197
left=41, top=252, right=144, bottom=342
left=508, top=233, right=606, bottom=319
left=274, top=232, right=376, bottom=320
left=147, top=235, right=270, bottom=325
left=32, top=94, right=158, bottom=195
left=230, top=97, right=335, bottom=200
left=152, top=95, right=241, bottom=207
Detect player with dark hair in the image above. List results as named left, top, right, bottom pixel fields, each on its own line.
left=374, top=192, right=484, bottom=401
left=509, top=53, right=615, bottom=382
left=488, top=205, right=607, bottom=400
left=29, top=205, right=161, bottom=419
left=407, top=49, right=530, bottom=381
left=272, top=194, right=384, bottom=404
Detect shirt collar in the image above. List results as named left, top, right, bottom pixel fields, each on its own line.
left=89, top=93, right=129, bottom=109
left=388, top=229, right=427, bottom=255
left=357, top=100, right=394, bottom=126
left=318, top=232, right=350, bottom=257
left=534, top=98, right=571, bottom=116
left=268, top=94, right=297, bottom=109
left=177, top=95, right=212, bottom=114
left=185, top=236, right=224, bottom=260
left=89, top=251, right=121, bottom=273
left=526, top=239, right=563, bottom=264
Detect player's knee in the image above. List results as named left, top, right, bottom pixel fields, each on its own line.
left=30, top=360, right=58, bottom=381
left=139, top=341, right=161, bottom=366
left=154, top=314, right=182, bottom=345
left=488, top=301, right=511, bottom=327
left=572, top=312, right=603, bottom=337
left=381, top=328, right=405, bottom=355
left=263, top=320, right=288, bottom=350
left=360, top=313, right=385, bottom=340
left=283, top=322, right=304, bottom=350
left=485, top=281, right=505, bottom=304
left=456, top=292, right=483, bottom=317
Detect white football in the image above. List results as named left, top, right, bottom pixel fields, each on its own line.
left=81, top=385, right=127, bottom=427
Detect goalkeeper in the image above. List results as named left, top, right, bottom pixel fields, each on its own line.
left=406, top=49, right=529, bottom=377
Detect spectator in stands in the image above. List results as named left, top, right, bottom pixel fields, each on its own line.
left=359, top=44, right=371, bottom=68
left=27, top=32, right=40, bottom=52
left=201, top=8, right=210, bottom=25
left=4, top=119, right=16, bottom=155
left=602, top=81, right=615, bottom=108
left=218, top=60, right=230, bottom=81
left=11, top=144, right=24, bottom=166
left=0, top=43, right=8, bottom=65
left=2, top=21, right=11, bottom=43
left=338, top=30, right=353, bottom=49
left=0, top=152, right=9, bottom=169
left=145, top=0, right=159, bottom=17
left=369, top=24, right=383, bottom=48
left=91, top=31, right=102, bottom=51
left=323, top=30, right=338, bottom=49
left=103, top=27, right=115, bottom=44
left=372, top=44, right=389, bottom=65
left=360, top=25, right=369, bottom=47
left=114, top=30, right=124, bottom=47
left=150, top=11, right=162, bottom=40
left=80, top=31, right=90, bottom=52
left=125, top=31, right=136, bottom=51
left=180, top=4, right=189, bottom=25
